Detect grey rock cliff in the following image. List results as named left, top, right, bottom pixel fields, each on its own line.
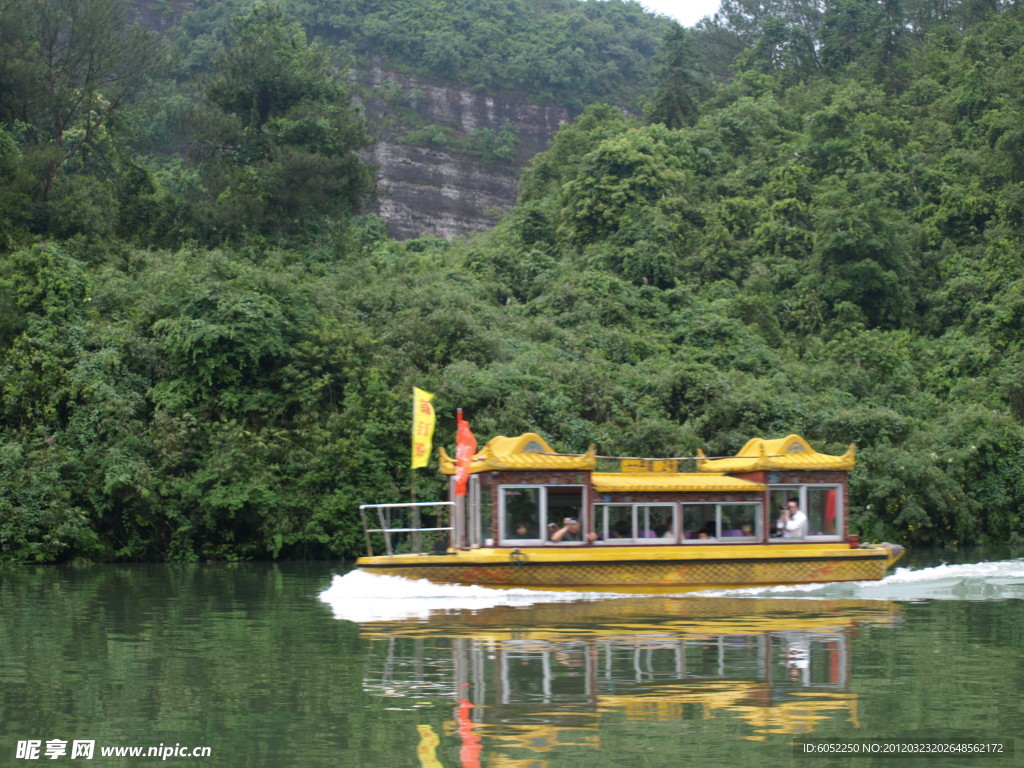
left=355, top=64, right=573, bottom=240
left=128, top=3, right=575, bottom=241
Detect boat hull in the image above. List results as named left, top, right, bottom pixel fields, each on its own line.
left=356, top=542, right=904, bottom=592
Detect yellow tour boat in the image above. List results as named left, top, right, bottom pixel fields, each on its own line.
left=356, top=432, right=904, bottom=591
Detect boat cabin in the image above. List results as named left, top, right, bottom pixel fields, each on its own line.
left=438, top=433, right=856, bottom=548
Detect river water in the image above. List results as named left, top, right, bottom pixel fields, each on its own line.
left=1, top=548, right=1021, bottom=767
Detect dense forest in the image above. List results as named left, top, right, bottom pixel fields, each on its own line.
left=166, top=0, right=669, bottom=106
left=2, top=0, right=1024, bottom=562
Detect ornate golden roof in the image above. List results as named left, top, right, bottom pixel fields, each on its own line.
left=439, top=432, right=596, bottom=474
left=696, top=434, right=855, bottom=473
left=591, top=472, right=765, bottom=493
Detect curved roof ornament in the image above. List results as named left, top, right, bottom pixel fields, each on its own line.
left=439, top=432, right=597, bottom=474
left=696, top=434, right=855, bottom=472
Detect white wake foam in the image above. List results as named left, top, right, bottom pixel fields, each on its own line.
left=319, top=559, right=1024, bottom=622
left=318, top=570, right=617, bottom=622
left=686, top=559, right=1024, bottom=601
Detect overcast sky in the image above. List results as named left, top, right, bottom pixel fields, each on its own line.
left=638, top=0, right=721, bottom=27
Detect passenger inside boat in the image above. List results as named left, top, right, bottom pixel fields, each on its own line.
left=609, top=520, right=630, bottom=539
left=513, top=521, right=534, bottom=538
left=550, top=517, right=582, bottom=541
left=776, top=499, right=808, bottom=539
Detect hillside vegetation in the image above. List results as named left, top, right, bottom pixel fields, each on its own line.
left=167, top=0, right=669, bottom=108
left=2, top=0, right=1023, bottom=561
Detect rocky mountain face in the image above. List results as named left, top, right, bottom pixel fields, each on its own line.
left=129, top=1, right=575, bottom=241
left=354, top=64, right=573, bottom=240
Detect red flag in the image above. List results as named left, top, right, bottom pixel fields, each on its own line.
left=454, top=410, right=476, bottom=497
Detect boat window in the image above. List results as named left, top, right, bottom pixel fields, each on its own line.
left=499, top=485, right=586, bottom=545
left=502, top=487, right=542, bottom=542
left=769, top=486, right=843, bottom=540
left=596, top=503, right=675, bottom=543
left=683, top=504, right=716, bottom=540
left=477, top=479, right=493, bottom=546
left=720, top=504, right=759, bottom=540
left=682, top=503, right=760, bottom=542
left=642, top=505, right=675, bottom=540
left=547, top=486, right=584, bottom=526
left=806, top=488, right=841, bottom=537
left=603, top=504, right=634, bottom=542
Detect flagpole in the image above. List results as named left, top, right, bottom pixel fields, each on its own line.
left=411, top=393, right=417, bottom=503
left=454, top=408, right=465, bottom=549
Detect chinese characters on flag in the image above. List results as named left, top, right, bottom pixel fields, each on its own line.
left=454, top=410, right=476, bottom=497
left=411, top=387, right=436, bottom=469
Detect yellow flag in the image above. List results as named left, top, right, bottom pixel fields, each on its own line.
left=411, top=387, right=436, bottom=468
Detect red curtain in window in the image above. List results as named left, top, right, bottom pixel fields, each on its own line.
left=825, top=489, right=836, bottom=533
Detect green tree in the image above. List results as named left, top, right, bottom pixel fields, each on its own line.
left=820, top=0, right=910, bottom=89
left=821, top=0, right=883, bottom=70
left=0, top=243, right=153, bottom=562
left=808, top=181, right=913, bottom=328
left=0, top=126, right=31, bottom=249
left=558, top=124, right=690, bottom=251
left=723, top=0, right=823, bottom=80
left=187, top=5, right=374, bottom=241
left=0, top=0, right=163, bottom=214
left=518, top=104, right=639, bottom=204
left=647, top=24, right=712, bottom=129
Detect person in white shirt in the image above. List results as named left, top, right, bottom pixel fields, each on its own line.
left=777, top=499, right=808, bottom=539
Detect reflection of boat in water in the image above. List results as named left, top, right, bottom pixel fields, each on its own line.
left=360, top=597, right=902, bottom=763
left=357, top=433, right=904, bottom=591
left=359, top=595, right=901, bottom=639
